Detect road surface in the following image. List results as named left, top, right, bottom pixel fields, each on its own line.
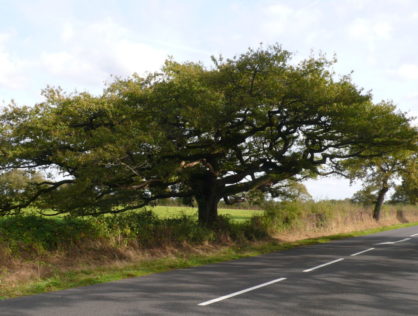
left=1, top=225, right=417, bottom=315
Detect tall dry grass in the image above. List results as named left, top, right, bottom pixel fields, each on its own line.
left=264, top=201, right=418, bottom=241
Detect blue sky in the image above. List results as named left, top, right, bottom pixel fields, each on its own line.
left=1, top=0, right=417, bottom=199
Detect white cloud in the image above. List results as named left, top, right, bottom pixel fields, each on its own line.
left=260, top=2, right=321, bottom=40
left=0, top=33, right=27, bottom=89
left=0, top=33, right=11, bottom=43
left=347, top=19, right=368, bottom=38
left=397, top=64, right=418, bottom=80
left=40, top=19, right=168, bottom=86
left=345, top=17, right=394, bottom=67
left=347, top=18, right=393, bottom=41
left=261, top=4, right=294, bottom=36
left=346, top=0, right=374, bottom=9
left=265, top=3, right=293, bottom=17
left=60, top=23, right=75, bottom=42
left=41, top=51, right=98, bottom=80
left=110, top=40, right=167, bottom=75
left=373, top=21, right=393, bottom=39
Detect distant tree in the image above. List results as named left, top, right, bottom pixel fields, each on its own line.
left=258, top=179, right=312, bottom=202
left=224, top=179, right=312, bottom=208
left=346, top=151, right=417, bottom=220
left=391, top=155, right=418, bottom=204
left=351, top=184, right=377, bottom=206
left=0, top=169, right=43, bottom=213
left=0, top=45, right=416, bottom=225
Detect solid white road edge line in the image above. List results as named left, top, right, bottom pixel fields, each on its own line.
left=376, top=237, right=411, bottom=245
left=350, top=247, right=375, bottom=257
left=303, top=258, right=344, bottom=273
left=410, top=233, right=418, bottom=237
left=198, top=277, right=287, bottom=306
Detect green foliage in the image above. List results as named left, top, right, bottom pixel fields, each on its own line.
left=1, top=44, right=416, bottom=224
left=1, top=201, right=418, bottom=272
left=149, top=205, right=263, bottom=222
left=91, top=212, right=269, bottom=246
left=0, top=215, right=101, bottom=255
left=0, top=170, right=44, bottom=215
left=0, top=210, right=269, bottom=258
left=264, top=201, right=304, bottom=231
left=234, top=180, right=312, bottom=207
left=261, top=200, right=334, bottom=232
left=264, top=201, right=316, bottom=231
left=94, top=212, right=216, bottom=247
left=352, top=185, right=378, bottom=205
left=344, top=149, right=418, bottom=219
left=391, top=155, right=418, bottom=204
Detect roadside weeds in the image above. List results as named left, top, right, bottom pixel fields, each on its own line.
left=1, top=221, right=418, bottom=300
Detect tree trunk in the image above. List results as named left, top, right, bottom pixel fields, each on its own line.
left=373, top=186, right=389, bottom=221
left=196, top=191, right=219, bottom=225
left=193, top=173, right=220, bottom=226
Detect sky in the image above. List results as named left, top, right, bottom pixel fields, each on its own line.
left=1, top=0, right=417, bottom=200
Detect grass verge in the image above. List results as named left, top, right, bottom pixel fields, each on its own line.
left=2, top=220, right=417, bottom=300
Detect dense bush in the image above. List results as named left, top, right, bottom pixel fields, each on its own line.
left=2, top=202, right=418, bottom=261
left=0, top=210, right=269, bottom=259
left=0, top=215, right=102, bottom=255
left=263, top=201, right=304, bottom=231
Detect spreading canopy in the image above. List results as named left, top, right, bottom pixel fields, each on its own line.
left=1, top=45, right=416, bottom=224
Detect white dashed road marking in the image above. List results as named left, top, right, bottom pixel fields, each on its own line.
left=198, top=277, right=287, bottom=306
left=376, top=238, right=411, bottom=245
left=350, top=247, right=375, bottom=257
left=303, top=258, right=344, bottom=273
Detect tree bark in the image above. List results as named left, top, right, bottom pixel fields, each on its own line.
left=196, top=191, right=219, bottom=225
left=193, top=173, right=220, bottom=226
left=373, top=185, right=389, bottom=221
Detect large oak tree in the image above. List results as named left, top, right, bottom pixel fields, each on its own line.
left=0, top=45, right=416, bottom=224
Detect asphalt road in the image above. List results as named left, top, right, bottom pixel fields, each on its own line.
left=1, top=226, right=418, bottom=315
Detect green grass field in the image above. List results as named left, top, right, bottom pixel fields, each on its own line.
left=24, top=205, right=264, bottom=223
left=148, top=206, right=263, bottom=222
